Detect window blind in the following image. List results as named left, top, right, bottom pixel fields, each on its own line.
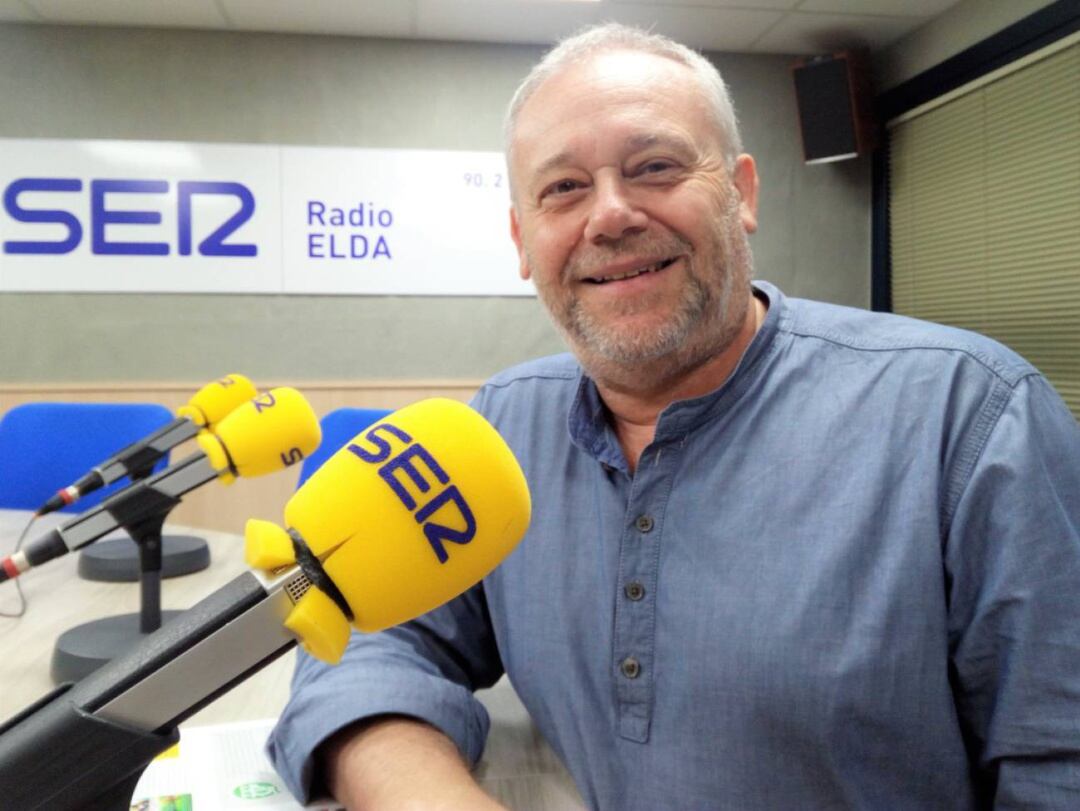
left=889, top=38, right=1079, bottom=418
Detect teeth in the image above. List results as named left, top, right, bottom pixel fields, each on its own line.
left=598, top=259, right=671, bottom=283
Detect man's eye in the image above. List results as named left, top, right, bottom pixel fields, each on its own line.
left=543, top=179, right=582, bottom=198
left=637, top=160, right=675, bottom=175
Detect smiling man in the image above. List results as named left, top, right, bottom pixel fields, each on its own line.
left=269, top=24, right=1080, bottom=811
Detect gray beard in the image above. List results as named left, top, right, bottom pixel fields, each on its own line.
left=567, top=269, right=713, bottom=365
left=532, top=205, right=754, bottom=383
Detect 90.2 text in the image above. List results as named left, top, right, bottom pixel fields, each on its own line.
left=464, top=172, right=503, bottom=189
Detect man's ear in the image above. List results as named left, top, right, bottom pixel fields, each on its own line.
left=732, top=154, right=760, bottom=234
left=509, top=206, right=531, bottom=280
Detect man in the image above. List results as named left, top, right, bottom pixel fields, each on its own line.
left=269, top=24, right=1080, bottom=810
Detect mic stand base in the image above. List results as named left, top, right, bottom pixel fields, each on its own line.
left=50, top=503, right=185, bottom=684
left=50, top=611, right=186, bottom=685
left=78, top=534, right=210, bottom=582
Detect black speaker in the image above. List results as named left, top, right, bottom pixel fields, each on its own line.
left=792, top=51, right=877, bottom=164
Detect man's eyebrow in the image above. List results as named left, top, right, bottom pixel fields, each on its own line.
left=532, top=151, right=576, bottom=179
left=624, top=133, right=695, bottom=153
left=529, top=134, right=696, bottom=181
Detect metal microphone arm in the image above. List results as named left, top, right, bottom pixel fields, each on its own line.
left=0, top=564, right=313, bottom=811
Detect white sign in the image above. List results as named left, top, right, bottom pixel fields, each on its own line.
left=0, top=138, right=532, bottom=296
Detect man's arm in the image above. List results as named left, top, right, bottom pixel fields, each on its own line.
left=945, top=374, right=1080, bottom=808
left=267, top=582, right=505, bottom=805
left=321, top=716, right=507, bottom=811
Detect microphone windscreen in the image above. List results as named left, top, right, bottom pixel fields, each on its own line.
left=176, top=374, right=258, bottom=427
left=246, top=398, right=530, bottom=662
left=197, top=387, right=321, bottom=483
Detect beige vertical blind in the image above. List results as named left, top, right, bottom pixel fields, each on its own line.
left=889, top=38, right=1080, bottom=419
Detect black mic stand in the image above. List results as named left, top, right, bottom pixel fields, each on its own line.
left=77, top=458, right=209, bottom=586
left=52, top=487, right=191, bottom=683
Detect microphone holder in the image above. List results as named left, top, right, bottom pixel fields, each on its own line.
left=77, top=461, right=210, bottom=585
left=51, top=490, right=191, bottom=684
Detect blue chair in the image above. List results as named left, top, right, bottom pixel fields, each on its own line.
left=0, top=401, right=214, bottom=684
left=297, top=407, right=391, bottom=488
left=0, top=402, right=174, bottom=512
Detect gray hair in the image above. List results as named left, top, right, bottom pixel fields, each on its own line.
left=504, top=23, right=744, bottom=170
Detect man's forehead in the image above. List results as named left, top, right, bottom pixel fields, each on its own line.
left=512, top=53, right=714, bottom=166
left=525, top=49, right=694, bottom=110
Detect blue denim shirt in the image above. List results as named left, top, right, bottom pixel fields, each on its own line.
left=269, top=282, right=1080, bottom=810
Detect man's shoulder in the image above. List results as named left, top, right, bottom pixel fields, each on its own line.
left=479, top=353, right=581, bottom=393
left=783, top=294, right=1038, bottom=388
left=470, top=353, right=580, bottom=437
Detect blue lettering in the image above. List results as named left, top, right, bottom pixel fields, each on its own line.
left=90, top=179, right=170, bottom=256
left=3, top=178, right=83, bottom=255
left=177, top=181, right=256, bottom=257
left=330, top=234, right=345, bottom=259
left=378, top=443, right=449, bottom=511
left=329, top=208, right=345, bottom=227
left=280, top=447, right=304, bottom=466
left=373, top=236, right=391, bottom=259
left=308, top=233, right=324, bottom=258
left=416, top=485, right=476, bottom=563
left=351, top=234, right=368, bottom=258
left=347, top=423, right=412, bottom=464
left=307, top=200, right=325, bottom=226
left=251, top=391, right=276, bottom=413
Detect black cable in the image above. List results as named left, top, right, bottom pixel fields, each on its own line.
left=0, top=512, right=36, bottom=619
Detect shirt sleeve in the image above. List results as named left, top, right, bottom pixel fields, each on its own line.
left=266, top=580, right=504, bottom=804
left=944, top=373, right=1080, bottom=809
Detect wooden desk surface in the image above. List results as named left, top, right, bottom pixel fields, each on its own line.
left=0, top=510, right=584, bottom=810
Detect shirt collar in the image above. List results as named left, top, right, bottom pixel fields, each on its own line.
left=567, top=281, right=785, bottom=467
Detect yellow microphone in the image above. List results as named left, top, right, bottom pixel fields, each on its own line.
left=3, top=387, right=322, bottom=581
left=36, top=373, right=259, bottom=516
left=197, top=387, right=321, bottom=484
left=0, top=400, right=529, bottom=810
left=245, top=397, right=531, bottom=663
left=176, top=373, right=259, bottom=428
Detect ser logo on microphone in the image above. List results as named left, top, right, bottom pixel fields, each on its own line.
left=347, top=424, right=476, bottom=564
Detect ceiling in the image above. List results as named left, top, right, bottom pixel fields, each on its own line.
left=0, top=0, right=965, bottom=55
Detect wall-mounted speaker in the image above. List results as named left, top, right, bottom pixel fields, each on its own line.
left=792, top=51, right=877, bottom=164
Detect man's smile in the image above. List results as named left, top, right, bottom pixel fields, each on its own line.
left=581, top=255, right=681, bottom=285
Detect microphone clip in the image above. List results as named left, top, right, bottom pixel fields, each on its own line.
left=287, top=528, right=353, bottom=623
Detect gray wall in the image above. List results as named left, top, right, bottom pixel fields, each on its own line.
left=0, top=24, right=870, bottom=383
left=876, top=0, right=1057, bottom=90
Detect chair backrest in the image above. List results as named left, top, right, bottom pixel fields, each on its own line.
left=0, top=402, right=175, bottom=512
left=297, top=407, right=391, bottom=489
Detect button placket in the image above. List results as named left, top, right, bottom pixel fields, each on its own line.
left=611, top=440, right=680, bottom=744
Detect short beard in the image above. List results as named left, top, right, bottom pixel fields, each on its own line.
left=530, top=199, right=754, bottom=385
left=566, top=232, right=709, bottom=365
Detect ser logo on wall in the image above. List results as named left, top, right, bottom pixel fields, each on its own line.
left=2, top=177, right=257, bottom=257
left=0, top=137, right=532, bottom=296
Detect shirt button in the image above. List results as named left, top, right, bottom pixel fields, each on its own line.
left=624, top=581, right=645, bottom=601
left=635, top=515, right=654, bottom=533
left=621, top=657, right=641, bottom=679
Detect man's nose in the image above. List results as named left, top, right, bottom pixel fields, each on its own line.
left=584, top=175, right=647, bottom=243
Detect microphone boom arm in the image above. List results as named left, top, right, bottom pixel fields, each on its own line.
left=0, top=565, right=312, bottom=811
left=92, top=417, right=200, bottom=487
